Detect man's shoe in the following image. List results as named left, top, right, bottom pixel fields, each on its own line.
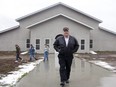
left=60, top=82, right=65, bottom=86
left=66, top=80, right=69, bottom=83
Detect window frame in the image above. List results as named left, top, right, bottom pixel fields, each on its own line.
left=44, top=38, right=50, bottom=48
left=81, top=39, right=85, bottom=50
left=36, top=39, right=40, bottom=50
left=26, top=39, right=30, bottom=48
left=90, top=39, right=93, bottom=48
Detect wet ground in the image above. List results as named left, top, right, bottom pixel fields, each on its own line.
left=77, top=52, right=116, bottom=67
left=0, top=54, right=42, bottom=74
left=15, top=54, right=116, bottom=87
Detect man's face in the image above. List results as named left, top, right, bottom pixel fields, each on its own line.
left=64, top=31, right=69, bottom=37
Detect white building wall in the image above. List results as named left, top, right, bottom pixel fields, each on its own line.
left=30, top=16, right=91, bottom=53
left=91, top=28, right=116, bottom=51
left=11, top=4, right=98, bottom=53
left=59, top=5, right=100, bottom=28
left=0, top=4, right=115, bottom=53
left=0, top=27, right=30, bottom=51
left=17, top=4, right=100, bottom=29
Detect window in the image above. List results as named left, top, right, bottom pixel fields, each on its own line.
left=26, top=39, right=30, bottom=48
left=81, top=40, right=85, bottom=50
left=45, top=39, right=50, bottom=47
left=36, top=39, right=40, bottom=50
left=90, top=40, right=93, bottom=48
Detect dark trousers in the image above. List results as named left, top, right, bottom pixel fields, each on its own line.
left=16, top=53, right=22, bottom=61
left=58, top=56, right=73, bottom=82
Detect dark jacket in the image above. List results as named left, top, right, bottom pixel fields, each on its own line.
left=16, top=46, right=21, bottom=54
left=53, top=36, right=79, bottom=58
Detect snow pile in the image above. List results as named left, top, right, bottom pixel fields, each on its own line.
left=89, top=61, right=115, bottom=71
left=89, top=51, right=116, bottom=72
left=90, top=51, right=97, bottom=54
left=0, top=59, right=43, bottom=87
left=21, top=51, right=28, bottom=55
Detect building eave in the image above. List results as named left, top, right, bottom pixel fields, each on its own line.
left=60, top=2, right=102, bottom=23
left=99, top=26, right=116, bottom=35
left=16, top=2, right=60, bottom=21
left=0, top=25, right=20, bottom=34
left=26, top=14, right=94, bottom=30
left=16, top=2, right=102, bottom=23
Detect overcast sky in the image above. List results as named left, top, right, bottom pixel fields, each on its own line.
left=0, top=0, right=116, bottom=32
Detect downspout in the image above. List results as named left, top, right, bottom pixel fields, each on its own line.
left=29, top=29, right=31, bottom=42
left=29, top=29, right=31, bottom=51
left=89, top=29, right=92, bottom=53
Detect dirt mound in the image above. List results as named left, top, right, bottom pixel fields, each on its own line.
left=0, top=59, right=21, bottom=74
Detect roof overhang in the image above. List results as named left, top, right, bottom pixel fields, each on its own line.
left=99, top=26, right=116, bottom=35
left=16, top=2, right=102, bottom=23
left=0, top=25, right=20, bottom=34
left=26, top=14, right=94, bottom=30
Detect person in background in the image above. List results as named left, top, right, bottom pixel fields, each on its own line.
left=44, top=44, right=49, bottom=61
left=29, top=44, right=37, bottom=61
left=53, top=27, right=79, bottom=86
left=15, top=44, right=23, bottom=62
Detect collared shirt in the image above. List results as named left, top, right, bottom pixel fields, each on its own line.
left=64, top=36, right=69, bottom=47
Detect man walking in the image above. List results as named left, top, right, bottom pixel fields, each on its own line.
left=53, top=27, right=79, bottom=86
left=29, top=44, right=37, bottom=61
left=15, top=44, right=23, bottom=62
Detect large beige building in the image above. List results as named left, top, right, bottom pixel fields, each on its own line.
left=0, top=2, right=116, bottom=53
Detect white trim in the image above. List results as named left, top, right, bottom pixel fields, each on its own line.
left=0, top=25, right=19, bottom=34
left=16, top=2, right=60, bottom=21
left=99, top=26, right=116, bottom=35
left=59, top=2, right=102, bottom=22
left=16, top=2, right=102, bottom=23
left=26, top=14, right=94, bottom=30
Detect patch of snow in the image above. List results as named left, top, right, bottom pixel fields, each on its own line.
left=90, top=51, right=97, bottom=54
left=93, top=58, right=96, bottom=60
left=21, top=51, right=28, bottom=55
left=89, top=61, right=115, bottom=71
left=0, top=59, right=43, bottom=87
left=74, top=54, right=79, bottom=57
